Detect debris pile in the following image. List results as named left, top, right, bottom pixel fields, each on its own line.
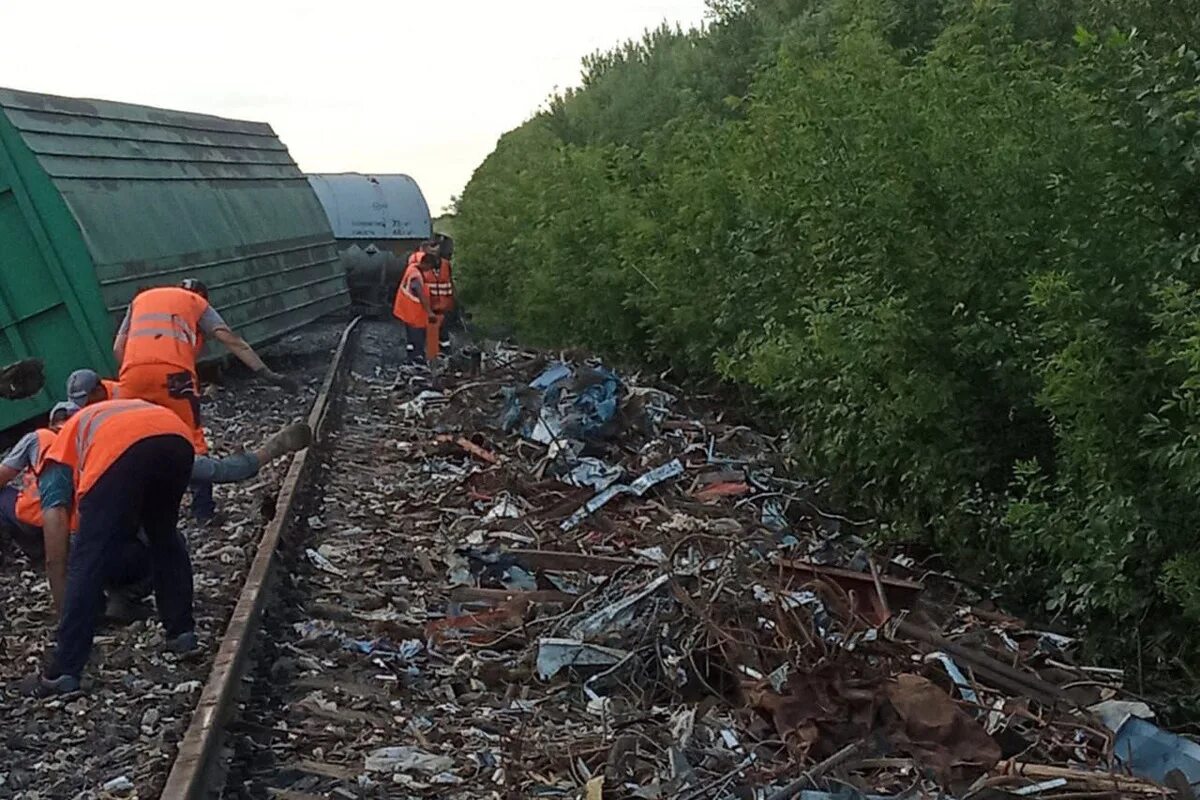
left=244, top=329, right=1200, bottom=800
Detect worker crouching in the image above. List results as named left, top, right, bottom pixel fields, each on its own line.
left=0, top=401, right=79, bottom=564
left=0, top=397, right=312, bottom=627
left=26, top=400, right=199, bottom=695
left=66, top=368, right=120, bottom=405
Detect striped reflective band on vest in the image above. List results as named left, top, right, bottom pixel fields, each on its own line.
left=73, top=400, right=156, bottom=475
left=129, top=312, right=197, bottom=346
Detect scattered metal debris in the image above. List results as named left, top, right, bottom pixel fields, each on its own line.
left=4, top=321, right=1193, bottom=799
left=217, top=326, right=1192, bottom=799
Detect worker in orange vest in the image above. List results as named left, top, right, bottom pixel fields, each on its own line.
left=70, top=365, right=312, bottom=489
left=0, top=401, right=78, bottom=565
left=0, top=400, right=153, bottom=622
left=23, top=400, right=199, bottom=695
left=427, top=236, right=456, bottom=353
left=112, top=279, right=298, bottom=520
left=403, top=236, right=456, bottom=355
left=0, top=389, right=311, bottom=622
left=393, top=250, right=443, bottom=365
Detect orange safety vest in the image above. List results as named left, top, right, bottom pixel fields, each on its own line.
left=119, top=287, right=210, bottom=375
left=101, top=378, right=121, bottom=401
left=393, top=263, right=433, bottom=328
left=14, top=428, right=57, bottom=528
left=40, top=399, right=193, bottom=504
left=428, top=259, right=454, bottom=313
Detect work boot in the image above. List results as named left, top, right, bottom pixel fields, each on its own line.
left=259, top=422, right=313, bottom=462
left=13, top=672, right=80, bottom=698
left=165, top=631, right=199, bottom=656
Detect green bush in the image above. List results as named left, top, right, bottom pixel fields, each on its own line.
left=455, top=0, right=1200, bottom=686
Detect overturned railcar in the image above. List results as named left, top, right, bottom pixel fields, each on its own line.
left=306, top=172, right=432, bottom=311
left=0, top=88, right=348, bottom=429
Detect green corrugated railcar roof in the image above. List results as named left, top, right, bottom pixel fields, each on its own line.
left=0, top=88, right=348, bottom=430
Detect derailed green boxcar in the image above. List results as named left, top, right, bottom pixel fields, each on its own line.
left=0, top=87, right=348, bottom=429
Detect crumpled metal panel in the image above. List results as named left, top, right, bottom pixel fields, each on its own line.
left=0, top=87, right=348, bottom=375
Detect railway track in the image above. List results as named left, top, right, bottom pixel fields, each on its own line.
left=166, top=317, right=466, bottom=798
left=161, top=316, right=368, bottom=798
left=1, top=316, right=495, bottom=799
left=0, top=323, right=348, bottom=800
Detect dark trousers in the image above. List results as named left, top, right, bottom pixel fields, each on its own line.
left=440, top=306, right=462, bottom=343
left=0, top=485, right=45, bottom=562
left=110, top=536, right=154, bottom=600
left=405, top=324, right=427, bottom=365
left=51, top=435, right=195, bottom=679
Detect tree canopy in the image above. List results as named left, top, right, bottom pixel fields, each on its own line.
left=454, top=0, right=1200, bottom=705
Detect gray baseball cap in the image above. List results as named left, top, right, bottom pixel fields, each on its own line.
left=66, top=369, right=102, bottom=404
left=49, top=400, right=81, bottom=425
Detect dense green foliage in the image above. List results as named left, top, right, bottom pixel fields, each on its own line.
left=455, top=0, right=1200, bottom=689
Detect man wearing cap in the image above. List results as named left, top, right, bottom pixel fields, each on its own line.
left=427, top=235, right=456, bottom=354
left=393, top=250, right=442, bottom=365
left=0, top=400, right=154, bottom=622
left=112, top=280, right=299, bottom=521
left=0, top=401, right=79, bottom=565
left=66, top=369, right=120, bottom=406
left=0, top=397, right=311, bottom=620
left=25, top=399, right=200, bottom=694
left=70, top=366, right=313, bottom=490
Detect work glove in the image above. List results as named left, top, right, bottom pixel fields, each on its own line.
left=258, top=368, right=300, bottom=393
left=0, top=358, right=45, bottom=400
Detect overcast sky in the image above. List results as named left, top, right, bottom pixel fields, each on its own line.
left=0, top=0, right=710, bottom=213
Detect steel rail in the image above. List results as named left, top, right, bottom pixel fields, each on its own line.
left=161, top=315, right=361, bottom=798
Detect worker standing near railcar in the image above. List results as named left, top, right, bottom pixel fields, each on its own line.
left=112, top=279, right=298, bottom=521
left=24, top=399, right=199, bottom=695
left=427, top=235, right=457, bottom=355
left=0, top=401, right=79, bottom=564
left=392, top=251, right=442, bottom=365
left=406, top=238, right=456, bottom=336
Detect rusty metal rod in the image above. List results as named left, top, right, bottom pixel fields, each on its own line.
left=764, top=740, right=867, bottom=800
left=893, top=619, right=1079, bottom=708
